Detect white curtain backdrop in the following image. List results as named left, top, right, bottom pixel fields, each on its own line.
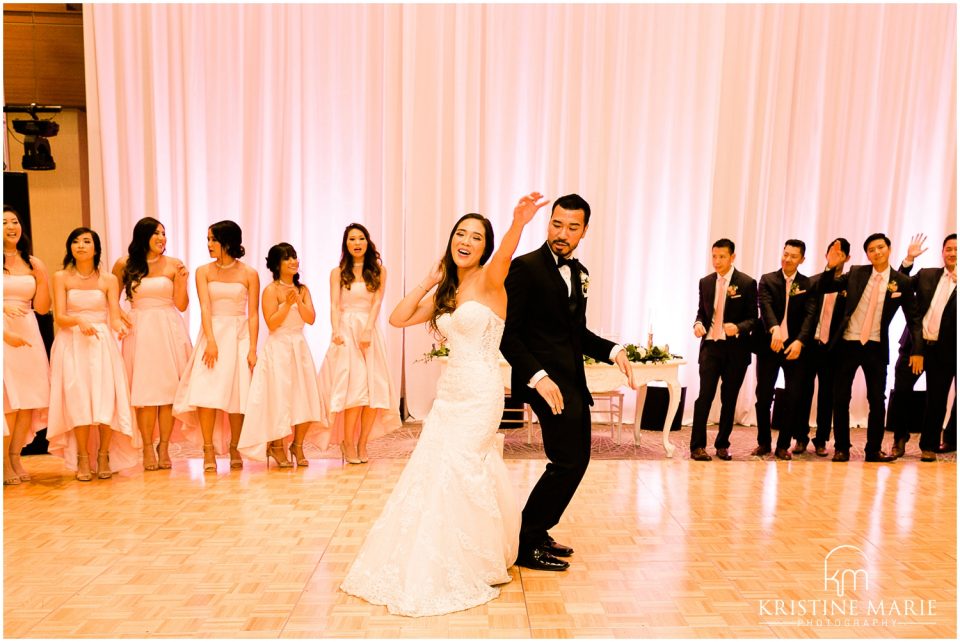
left=84, top=3, right=956, bottom=426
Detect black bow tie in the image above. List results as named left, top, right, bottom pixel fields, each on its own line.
left=557, top=255, right=577, bottom=269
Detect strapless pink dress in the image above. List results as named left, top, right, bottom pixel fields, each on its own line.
left=173, top=281, right=251, bottom=452
left=237, top=302, right=324, bottom=461
left=316, top=281, right=400, bottom=448
left=122, top=276, right=192, bottom=407
left=3, top=273, right=50, bottom=439
left=46, top=288, right=140, bottom=472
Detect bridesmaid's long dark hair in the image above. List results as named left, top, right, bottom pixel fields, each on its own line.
left=338, top=223, right=382, bottom=293
left=122, top=216, right=163, bottom=299
left=2, top=205, right=33, bottom=273
left=265, top=243, right=303, bottom=292
left=428, top=213, right=494, bottom=336
left=62, top=227, right=102, bottom=271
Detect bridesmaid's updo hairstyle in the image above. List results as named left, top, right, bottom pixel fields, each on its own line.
left=429, top=213, right=495, bottom=336
left=62, top=227, right=102, bottom=271
left=265, top=242, right=303, bottom=291
left=338, top=223, right=382, bottom=293
left=123, top=216, right=163, bottom=299
left=209, top=220, right=245, bottom=259
left=2, top=205, right=33, bottom=273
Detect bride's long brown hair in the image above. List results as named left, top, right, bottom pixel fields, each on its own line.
left=428, top=213, right=495, bottom=336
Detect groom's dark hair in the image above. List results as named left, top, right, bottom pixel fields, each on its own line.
left=552, top=194, right=591, bottom=225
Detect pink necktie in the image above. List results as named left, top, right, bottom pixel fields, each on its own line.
left=925, top=272, right=955, bottom=337
left=859, top=274, right=882, bottom=345
left=818, top=293, right=837, bottom=344
left=778, top=276, right=792, bottom=338
left=711, top=276, right=726, bottom=340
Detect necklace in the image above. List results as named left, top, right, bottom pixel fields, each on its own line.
left=76, top=268, right=97, bottom=280
left=146, top=255, right=161, bottom=264
left=3, top=250, right=18, bottom=257
left=216, top=259, right=238, bottom=269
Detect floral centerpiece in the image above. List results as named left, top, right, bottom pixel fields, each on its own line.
left=584, top=343, right=681, bottom=365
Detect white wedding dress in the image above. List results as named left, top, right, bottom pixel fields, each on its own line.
left=340, top=300, right=520, bottom=617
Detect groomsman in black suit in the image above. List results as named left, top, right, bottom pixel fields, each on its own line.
left=501, top=194, right=634, bottom=572
left=800, top=238, right=852, bottom=458
left=753, top=240, right=818, bottom=460
left=819, top=233, right=922, bottom=462
left=689, top=239, right=758, bottom=461
left=888, top=233, right=957, bottom=461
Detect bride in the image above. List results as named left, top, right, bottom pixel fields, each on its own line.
left=339, top=193, right=549, bottom=617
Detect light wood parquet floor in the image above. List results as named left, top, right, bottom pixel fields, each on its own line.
left=3, top=438, right=956, bottom=639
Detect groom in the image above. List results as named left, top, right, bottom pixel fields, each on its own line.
left=501, top=194, right=634, bottom=571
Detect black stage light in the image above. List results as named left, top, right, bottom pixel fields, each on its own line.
left=12, top=119, right=59, bottom=170
left=4, top=104, right=62, bottom=171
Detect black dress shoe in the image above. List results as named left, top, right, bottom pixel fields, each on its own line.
left=543, top=536, right=573, bottom=557
left=690, top=448, right=712, bottom=461
left=864, top=451, right=896, bottom=463
left=937, top=443, right=956, bottom=454
left=750, top=446, right=771, bottom=458
left=516, top=546, right=570, bottom=571
left=920, top=450, right=937, bottom=462
left=792, top=439, right=808, bottom=455
left=715, top=448, right=732, bottom=461
left=774, top=448, right=792, bottom=461
left=891, top=437, right=907, bottom=459
left=832, top=450, right=850, bottom=462
left=814, top=445, right=829, bottom=457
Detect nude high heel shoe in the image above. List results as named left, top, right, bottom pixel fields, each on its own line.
left=266, top=444, right=293, bottom=469
left=97, top=451, right=112, bottom=480
left=76, top=454, right=92, bottom=482
left=156, top=440, right=172, bottom=469
left=202, top=445, right=217, bottom=472
left=289, top=441, right=309, bottom=467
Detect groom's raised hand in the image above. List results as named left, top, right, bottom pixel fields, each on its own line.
left=535, top=376, right=565, bottom=415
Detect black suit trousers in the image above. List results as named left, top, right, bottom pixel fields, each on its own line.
left=690, top=340, right=750, bottom=451
left=799, top=341, right=840, bottom=448
left=754, top=348, right=808, bottom=450
left=520, top=389, right=592, bottom=550
left=889, top=343, right=957, bottom=451
left=832, top=341, right=888, bottom=453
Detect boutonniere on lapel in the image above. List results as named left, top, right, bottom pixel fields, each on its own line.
left=840, top=289, right=848, bottom=298
left=789, top=281, right=804, bottom=296
left=581, top=272, right=590, bottom=298
left=726, top=284, right=739, bottom=297
left=887, top=281, right=898, bottom=294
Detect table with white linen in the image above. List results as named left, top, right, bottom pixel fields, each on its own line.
left=494, top=358, right=687, bottom=457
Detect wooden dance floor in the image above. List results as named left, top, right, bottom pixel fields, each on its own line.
left=3, top=427, right=956, bottom=639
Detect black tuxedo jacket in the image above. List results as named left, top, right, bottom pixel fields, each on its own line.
left=753, top=269, right=817, bottom=352
left=694, top=267, right=758, bottom=363
left=807, top=271, right=847, bottom=345
left=817, top=264, right=922, bottom=355
left=501, top=243, right=615, bottom=406
left=897, top=263, right=956, bottom=357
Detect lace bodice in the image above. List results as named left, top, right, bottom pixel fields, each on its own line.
left=436, top=300, right=505, bottom=367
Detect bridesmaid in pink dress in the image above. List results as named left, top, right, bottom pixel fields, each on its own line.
left=317, top=223, right=400, bottom=463
left=173, top=220, right=259, bottom=472
left=3, top=206, right=51, bottom=485
left=112, top=217, right=192, bottom=471
left=47, top=228, right=140, bottom=481
left=237, top=243, right=323, bottom=467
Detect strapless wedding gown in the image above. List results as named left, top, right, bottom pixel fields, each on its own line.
left=340, top=300, right=520, bottom=617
